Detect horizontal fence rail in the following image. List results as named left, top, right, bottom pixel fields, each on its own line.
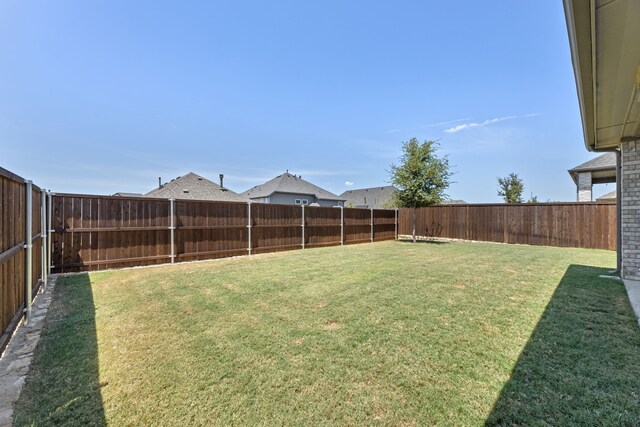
left=398, top=202, right=617, bottom=250
left=1, top=167, right=50, bottom=353
left=51, top=194, right=398, bottom=273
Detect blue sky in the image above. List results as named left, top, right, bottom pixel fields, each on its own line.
left=0, top=1, right=613, bottom=202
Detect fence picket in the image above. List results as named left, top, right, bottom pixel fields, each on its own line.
left=47, top=194, right=395, bottom=271
left=398, top=202, right=616, bottom=250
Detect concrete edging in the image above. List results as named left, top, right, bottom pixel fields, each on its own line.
left=623, top=279, right=640, bottom=327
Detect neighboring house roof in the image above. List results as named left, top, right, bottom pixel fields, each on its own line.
left=240, top=172, right=346, bottom=202
left=339, top=186, right=466, bottom=208
left=596, top=190, right=616, bottom=201
left=113, top=192, right=143, bottom=197
left=568, top=152, right=617, bottom=184
left=340, top=186, right=397, bottom=209
left=145, top=172, right=246, bottom=202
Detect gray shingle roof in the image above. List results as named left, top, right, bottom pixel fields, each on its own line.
left=568, top=152, right=617, bottom=184
left=145, top=172, right=246, bottom=202
left=113, top=192, right=144, bottom=197
left=569, top=152, right=616, bottom=172
left=340, top=186, right=397, bottom=209
left=240, top=172, right=346, bottom=201
left=596, top=189, right=616, bottom=201
left=339, top=186, right=467, bottom=208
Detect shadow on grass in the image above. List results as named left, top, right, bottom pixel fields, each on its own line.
left=485, top=265, right=640, bottom=426
left=13, top=273, right=106, bottom=426
left=396, top=238, right=449, bottom=245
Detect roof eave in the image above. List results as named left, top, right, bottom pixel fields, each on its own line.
left=564, top=0, right=597, bottom=152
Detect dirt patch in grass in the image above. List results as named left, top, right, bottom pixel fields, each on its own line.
left=323, top=321, right=341, bottom=330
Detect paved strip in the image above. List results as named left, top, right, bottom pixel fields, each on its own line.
left=624, top=279, right=640, bottom=327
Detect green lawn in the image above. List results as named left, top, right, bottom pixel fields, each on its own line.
left=13, top=241, right=640, bottom=426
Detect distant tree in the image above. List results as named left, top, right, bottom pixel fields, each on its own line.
left=381, top=198, right=399, bottom=209
left=527, top=193, right=538, bottom=203
left=389, top=138, right=452, bottom=242
left=497, top=173, right=524, bottom=203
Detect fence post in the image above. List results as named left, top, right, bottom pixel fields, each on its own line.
left=503, top=205, right=508, bottom=243
left=169, top=198, right=175, bottom=263
left=247, top=201, right=252, bottom=255
left=340, top=206, right=344, bottom=246
left=47, top=191, right=53, bottom=276
left=395, top=208, right=398, bottom=240
left=301, top=204, right=305, bottom=249
left=370, top=208, right=374, bottom=242
left=25, top=180, right=33, bottom=325
left=41, top=190, right=47, bottom=288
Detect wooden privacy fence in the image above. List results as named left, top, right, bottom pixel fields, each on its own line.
left=398, top=202, right=617, bottom=250
left=0, top=168, right=52, bottom=352
left=51, top=194, right=398, bottom=273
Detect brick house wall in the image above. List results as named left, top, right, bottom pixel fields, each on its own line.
left=622, top=140, right=640, bottom=280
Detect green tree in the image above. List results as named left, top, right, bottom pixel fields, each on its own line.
left=389, top=138, right=452, bottom=242
left=527, top=193, right=538, bottom=203
left=497, top=173, right=524, bottom=203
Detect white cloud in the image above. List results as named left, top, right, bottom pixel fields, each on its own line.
left=345, top=181, right=354, bottom=186
left=443, top=113, right=541, bottom=134
left=444, top=116, right=517, bottom=133
left=388, top=118, right=470, bottom=134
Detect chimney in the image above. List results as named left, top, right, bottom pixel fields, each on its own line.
left=158, top=177, right=162, bottom=189
left=219, top=174, right=224, bottom=189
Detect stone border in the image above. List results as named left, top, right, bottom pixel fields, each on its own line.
left=0, top=275, right=57, bottom=427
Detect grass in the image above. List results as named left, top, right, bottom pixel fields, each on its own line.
left=12, top=240, right=640, bottom=426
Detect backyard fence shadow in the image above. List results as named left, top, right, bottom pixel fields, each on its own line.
left=12, top=274, right=106, bottom=426
left=396, top=238, right=449, bottom=245
left=485, top=264, right=640, bottom=425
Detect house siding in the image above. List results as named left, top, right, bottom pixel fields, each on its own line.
left=251, top=192, right=343, bottom=207
left=316, top=199, right=343, bottom=207
left=268, top=193, right=315, bottom=205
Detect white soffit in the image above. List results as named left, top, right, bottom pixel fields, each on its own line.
left=595, top=0, right=640, bottom=149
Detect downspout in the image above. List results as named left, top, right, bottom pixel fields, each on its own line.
left=617, top=149, right=622, bottom=274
